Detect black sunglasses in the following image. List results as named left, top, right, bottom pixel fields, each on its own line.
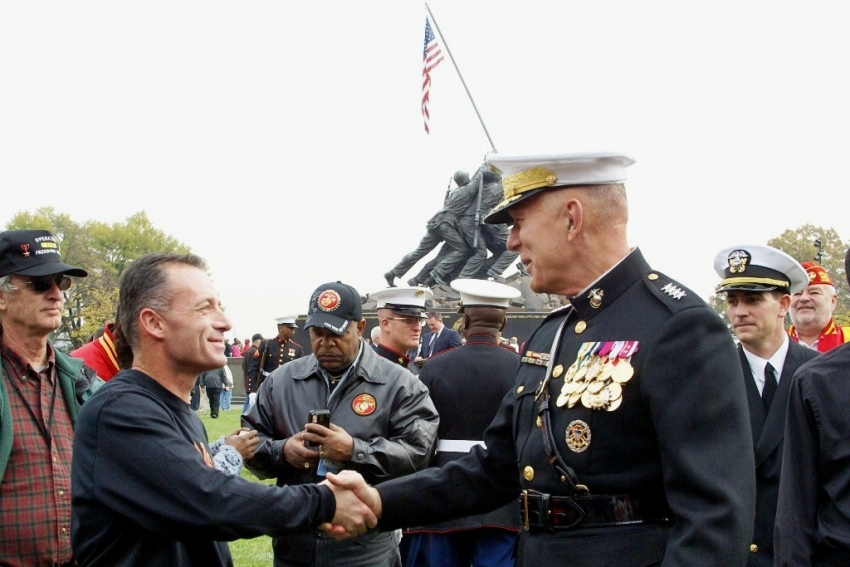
left=22, top=274, right=72, bottom=293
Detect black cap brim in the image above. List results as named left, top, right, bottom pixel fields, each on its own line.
left=380, top=304, right=426, bottom=318
left=484, top=188, right=545, bottom=225
left=304, top=313, right=351, bottom=336
left=14, top=262, right=88, bottom=278
left=716, top=283, right=782, bottom=294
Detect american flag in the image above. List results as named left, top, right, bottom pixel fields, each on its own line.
left=421, top=17, right=444, bottom=134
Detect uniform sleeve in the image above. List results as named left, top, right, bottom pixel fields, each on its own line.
left=644, top=307, right=756, bottom=566
left=377, top=385, right=521, bottom=528
left=73, top=389, right=335, bottom=541
left=246, top=344, right=263, bottom=380
left=241, top=377, right=292, bottom=480
left=349, top=376, right=439, bottom=484
left=774, top=373, right=819, bottom=566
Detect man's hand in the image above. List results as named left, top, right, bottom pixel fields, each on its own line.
left=224, top=428, right=259, bottom=461
left=303, top=422, right=354, bottom=462
left=283, top=432, right=320, bottom=469
left=318, top=471, right=380, bottom=540
left=325, top=470, right=382, bottom=518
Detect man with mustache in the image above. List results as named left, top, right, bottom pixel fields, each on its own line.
left=242, top=281, right=438, bottom=566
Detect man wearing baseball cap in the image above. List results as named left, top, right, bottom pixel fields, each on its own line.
left=0, top=229, right=102, bottom=566
left=714, top=245, right=819, bottom=566
left=242, top=281, right=438, bottom=566
left=776, top=246, right=850, bottom=565
left=369, top=286, right=433, bottom=375
left=788, top=261, right=850, bottom=353
left=245, top=314, right=305, bottom=391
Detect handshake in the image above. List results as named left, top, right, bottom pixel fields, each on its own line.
left=318, top=471, right=383, bottom=540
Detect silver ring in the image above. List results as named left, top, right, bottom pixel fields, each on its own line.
left=319, top=445, right=324, bottom=456
left=303, top=462, right=310, bottom=469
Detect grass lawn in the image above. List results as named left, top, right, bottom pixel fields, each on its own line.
left=201, top=407, right=275, bottom=566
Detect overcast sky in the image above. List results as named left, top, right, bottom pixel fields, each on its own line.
left=2, top=1, right=848, bottom=340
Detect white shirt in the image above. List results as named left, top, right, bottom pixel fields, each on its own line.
left=741, top=335, right=790, bottom=395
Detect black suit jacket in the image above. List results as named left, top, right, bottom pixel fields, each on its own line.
left=739, top=341, right=819, bottom=566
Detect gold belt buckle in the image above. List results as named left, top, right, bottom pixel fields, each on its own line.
left=520, top=490, right=530, bottom=531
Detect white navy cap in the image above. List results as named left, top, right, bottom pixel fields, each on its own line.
left=714, top=245, right=808, bottom=294
left=451, top=278, right=521, bottom=311
left=275, top=315, right=299, bottom=327
left=369, top=286, right=433, bottom=318
left=484, top=151, right=635, bottom=224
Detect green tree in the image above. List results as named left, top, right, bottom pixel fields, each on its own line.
left=708, top=225, right=849, bottom=329
left=768, top=225, right=849, bottom=327
left=5, top=208, right=191, bottom=350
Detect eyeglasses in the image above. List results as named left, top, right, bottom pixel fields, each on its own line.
left=386, top=316, right=426, bottom=327
left=21, top=274, right=72, bottom=293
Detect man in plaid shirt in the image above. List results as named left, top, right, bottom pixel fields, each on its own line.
left=0, top=229, right=102, bottom=567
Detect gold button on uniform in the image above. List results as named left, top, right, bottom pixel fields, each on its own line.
left=516, top=385, right=524, bottom=394
left=749, top=544, right=758, bottom=553
left=536, top=416, right=542, bottom=427
left=575, top=321, right=587, bottom=334
left=648, top=273, right=659, bottom=280
left=552, top=364, right=563, bottom=378
left=523, top=466, right=534, bottom=481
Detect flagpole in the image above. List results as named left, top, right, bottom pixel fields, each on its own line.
left=425, top=3, right=497, bottom=153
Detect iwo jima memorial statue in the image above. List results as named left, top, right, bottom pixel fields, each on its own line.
left=291, top=163, right=568, bottom=353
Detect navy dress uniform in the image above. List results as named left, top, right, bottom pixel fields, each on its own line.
left=246, top=315, right=304, bottom=387
left=714, top=245, right=819, bottom=567
left=369, top=286, right=433, bottom=376
left=408, top=279, right=522, bottom=567
left=373, top=152, right=756, bottom=567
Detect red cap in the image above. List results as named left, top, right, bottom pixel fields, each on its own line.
left=801, top=262, right=834, bottom=286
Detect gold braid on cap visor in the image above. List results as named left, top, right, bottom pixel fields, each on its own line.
left=719, top=277, right=790, bottom=288
left=502, top=167, right=558, bottom=200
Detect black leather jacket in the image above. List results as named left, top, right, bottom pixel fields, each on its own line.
left=243, top=341, right=439, bottom=486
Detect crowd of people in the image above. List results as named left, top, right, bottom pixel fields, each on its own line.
left=1, top=150, right=849, bottom=567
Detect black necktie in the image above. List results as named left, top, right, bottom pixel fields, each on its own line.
left=763, top=363, right=777, bottom=412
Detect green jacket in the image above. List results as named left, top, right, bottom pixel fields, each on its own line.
left=0, top=346, right=104, bottom=483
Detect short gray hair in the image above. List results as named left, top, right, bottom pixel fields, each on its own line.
left=0, top=275, right=17, bottom=293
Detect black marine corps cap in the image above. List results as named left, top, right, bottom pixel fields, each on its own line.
left=713, top=245, right=808, bottom=294
left=0, top=229, right=88, bottom=278
left=304, top=281, right=363, bottom=336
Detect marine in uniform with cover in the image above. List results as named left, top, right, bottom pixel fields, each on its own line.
left=713, top=244, right=819, bottom=566
left=369, top=286, right=433, bottom=375
left=327, top=151, right=756, bottom=566
left=246, top=315, right=304, bottom=388
left=407, top=278, right=521, bottom=567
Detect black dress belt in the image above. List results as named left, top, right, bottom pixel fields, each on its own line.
left=519, top=490, right=673, bottom=532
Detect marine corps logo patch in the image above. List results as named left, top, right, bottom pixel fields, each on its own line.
left=317, top=290, right=341, bottom=312
left=727, top=250, right=751, bottom=274
left=566, top=420, right=591, bottom=453
left=351, top=393, right=377, bottom=416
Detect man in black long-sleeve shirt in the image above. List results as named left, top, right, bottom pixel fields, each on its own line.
left=71, top=252, right=375, bottom=566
